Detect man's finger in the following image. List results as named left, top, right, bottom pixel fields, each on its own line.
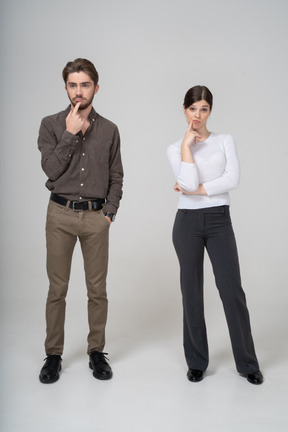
left=72, top=102, right=81, bottom=114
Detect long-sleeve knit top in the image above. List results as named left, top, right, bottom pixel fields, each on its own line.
left=167, top=132, right=240, bottom=209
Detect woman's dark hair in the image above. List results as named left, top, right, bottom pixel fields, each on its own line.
left=62, top=58, right=99, bottom=86
left=183, top=85, right=213, bottom=110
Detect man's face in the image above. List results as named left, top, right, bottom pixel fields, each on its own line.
left=65, top=71, right=99, bottom=110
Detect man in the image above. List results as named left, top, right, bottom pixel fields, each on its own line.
left=38, top=58, right=123, bottom=383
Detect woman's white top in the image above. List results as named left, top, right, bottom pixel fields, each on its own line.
left=167, top=132, right=240, bottom=209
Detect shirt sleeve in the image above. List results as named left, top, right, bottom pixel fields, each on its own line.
left=105, top=126, right=124, bottom=214
left=38, top=117, right=78, bottom=181
left=203, top=135, right=240, bottom=196
left=166, top=142, right=200, bottom=192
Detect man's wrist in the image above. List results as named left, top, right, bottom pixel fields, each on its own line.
left=104, top=212, right=115, bottom=222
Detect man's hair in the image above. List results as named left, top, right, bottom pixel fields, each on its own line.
left=62, top=58, right=99, bottom=86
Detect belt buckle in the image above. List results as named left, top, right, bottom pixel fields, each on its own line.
left=72, top=201, right=82, bottom=211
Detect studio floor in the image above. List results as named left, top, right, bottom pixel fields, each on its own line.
left=1, top=294, right=287, bottom=432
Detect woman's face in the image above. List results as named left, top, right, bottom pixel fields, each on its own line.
left=183, top=99, right=211, bottom=129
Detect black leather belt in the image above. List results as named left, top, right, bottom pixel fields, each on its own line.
left=50, top=193, right=105, bottom=211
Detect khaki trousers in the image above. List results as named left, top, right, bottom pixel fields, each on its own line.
left=45, top=200, right=110, bottom=355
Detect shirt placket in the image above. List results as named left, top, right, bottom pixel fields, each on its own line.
left=79, top=135, right=87, bottom=201
left=78, top=117, right=95, bottom=200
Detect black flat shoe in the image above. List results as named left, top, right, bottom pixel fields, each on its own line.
left=187, top=369, right=204, bottom=382
left=39, top=355, right=62, bottom=384
left=89, top=351, right=112, bottom=380
left=246, top=370, right=264, bottom=385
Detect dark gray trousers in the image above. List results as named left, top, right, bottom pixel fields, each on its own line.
left=172, top=205, right=259, bottom=374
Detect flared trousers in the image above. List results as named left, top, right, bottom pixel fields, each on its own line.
left=172, top=205, right=259, bottom=374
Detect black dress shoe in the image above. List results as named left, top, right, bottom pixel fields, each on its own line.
left=187, top=369, right=204, bottom=382
left=89, top=351, right=112, bottom=380
left=39, top=355, right=62, bottom=384
left=246, top=370, right=264, bottom=385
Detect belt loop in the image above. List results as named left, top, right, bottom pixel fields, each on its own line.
left=88, top=201, right=92, bottom=211
left=65, top=200, right=70, bottom=211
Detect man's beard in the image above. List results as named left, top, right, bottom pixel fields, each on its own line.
left=70, top=95, right=94, bottom=110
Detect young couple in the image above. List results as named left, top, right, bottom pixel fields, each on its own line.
left=38, top=58, right=263, bottom=386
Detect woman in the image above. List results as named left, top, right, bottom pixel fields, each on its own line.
left=167, top=85, right=263, bottom=384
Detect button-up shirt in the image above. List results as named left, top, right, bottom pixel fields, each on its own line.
left=38, top=106, right=123, bottom=214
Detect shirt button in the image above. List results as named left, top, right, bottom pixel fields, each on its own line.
left=82, top=153, right=85, bottom=156
left=76, top=140, right=79, bottom=143
left=82, top=168, right=85, bottom=171
left=83, top=137, right=85, bottom=141
left=80, top=183, right=83, bottom=187
left=79, top=197, right=82, bottom=200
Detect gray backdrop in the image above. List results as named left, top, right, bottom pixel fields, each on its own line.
left=0, top=0, right=287, bottom=377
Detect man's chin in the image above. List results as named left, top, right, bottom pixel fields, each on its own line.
left=78, top=104, right=88, bottom=110
left=71, top=100, right=90, bottom=110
